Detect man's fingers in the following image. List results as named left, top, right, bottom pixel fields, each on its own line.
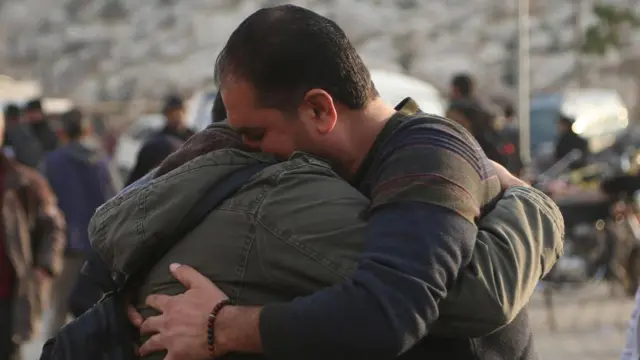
left=169, top=263, right=211, bottom=290
left=146, top=294, right=172, bottom=312
left=138, top=333, right=167, bottom=357
left=140, top=314, right=165, bottom=335
left=491, top=160, right=527, bottom=189
left=127, top=304, right=144, bottom=328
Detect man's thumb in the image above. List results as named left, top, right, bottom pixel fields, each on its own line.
left=169, top=263, right=206, bottom=289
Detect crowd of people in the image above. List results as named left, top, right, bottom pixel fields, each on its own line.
left=0, top=93, right=200, bottom=359
left=0, top=4, right=625, bottom=360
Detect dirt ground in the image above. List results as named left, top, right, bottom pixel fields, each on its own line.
left=22, top=284, right=635, bottom=360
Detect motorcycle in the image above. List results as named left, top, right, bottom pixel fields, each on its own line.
left=534, top=148, right=640, bottom=296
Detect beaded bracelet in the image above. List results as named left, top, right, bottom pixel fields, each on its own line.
left=207, top=299, right=232, bottom=359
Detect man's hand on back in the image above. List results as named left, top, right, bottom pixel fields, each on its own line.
left=491, top=160, right=528, bottom=190
left=131, top=263, right=231, bottom=359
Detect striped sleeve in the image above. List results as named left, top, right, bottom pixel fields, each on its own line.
left=370, top=118, right=497, bottom=223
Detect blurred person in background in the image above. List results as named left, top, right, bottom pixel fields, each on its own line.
left=124, top=95, right=192, bottom=186
left=3, top=104, right=44, bottom=169
left=42, top=108, right=121, bottom=336
left=157, top=95, right=195, bottom=142
left=555, top=113, right=589, bottom=169
left=24, top=99, right=58, bottom=152
left=450, top=73, right=477, bottom=103
left=447, top=99, right=509, bottom=167
left=500, top=103, right=523, bottom=175
left=0, top=107, right=65, bottom=360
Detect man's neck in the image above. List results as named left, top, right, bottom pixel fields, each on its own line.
left=338, top=99, right=396, bottom=177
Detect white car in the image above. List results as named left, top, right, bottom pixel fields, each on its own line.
left=369, top=69, right=445, bottom=116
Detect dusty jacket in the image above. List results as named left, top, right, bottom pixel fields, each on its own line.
left=90, top=125, right=563, bottom=359
left=1, top=156, right=66, bottom=342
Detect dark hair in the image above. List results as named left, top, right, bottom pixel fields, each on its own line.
left=61, top=108, right=88, bottom=140
left=4, top=104, right=21, bottom=120
left=451, top=73, right=474, bottom=97
left=503, top=103, right=515, bottom=118
left=162, top=95, right=184, bottom=114
left=558, top=114, right=574, bottom=127
left=25, top=98, right=43, bottom=112
left=214, top=4, right=377, bottom=112
left=212, top=92, right=226, bottom=123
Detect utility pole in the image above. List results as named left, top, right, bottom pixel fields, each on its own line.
left=573, top=0, right=587, bottom=87
left=518, top=0, right=531, bottom=168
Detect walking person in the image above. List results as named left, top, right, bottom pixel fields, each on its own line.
left=125, top=95, right=193, bottom=186
left=23, top=99, right=58, bottom=153
left=42, top=108, right=120, bottom=336
left=3, top=104, right=44, bottom=169
left=0, top=108, right=65, bottom=360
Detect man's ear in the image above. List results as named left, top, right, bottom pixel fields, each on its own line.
left=300, top=89, right=337, bottom=134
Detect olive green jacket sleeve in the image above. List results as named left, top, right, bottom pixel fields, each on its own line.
left=257, top=162, right=564, bottom=337
left=433, top=186, right=564, bottom=336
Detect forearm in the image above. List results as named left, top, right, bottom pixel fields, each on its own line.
left=217, top=203, right=475, bottom=360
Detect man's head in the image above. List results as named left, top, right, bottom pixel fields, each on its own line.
left=557, top=114, right=574, bottom=134
left=24, top=98, right=45, bottom=123
left=3, top=104, right=21, bottom=125
left=216, top=5, right=382, bottom=162
left=61, top=108, right=91, bottom=141
left=451, top=73, right=474, bottom=100
left=503, top=104, right=515, bottom=120
left=162, top=95, right=186, bottom=129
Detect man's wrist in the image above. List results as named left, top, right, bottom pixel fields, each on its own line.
left=214, top=305, right=263, bottom=356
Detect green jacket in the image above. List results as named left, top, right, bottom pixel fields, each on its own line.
left=90, top=125, right=564, bottom=359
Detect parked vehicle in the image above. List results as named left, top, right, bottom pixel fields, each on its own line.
left=369, top=69, right=445, bottom=116
left=530, top=89, right=629, bottom=163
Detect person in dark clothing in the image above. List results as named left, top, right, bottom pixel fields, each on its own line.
left=555, top=114, right=589, bottom=169
left=451, top=73, right=474, bottom=100
left=447, top=99, right=509, bottom=167
left=125, top=134, right=184, bottom=186
left=24, top=99, right=58, bottom=152
left=125, top=95, right=195, bottom=186
left=0, top=108, right=66, bottom=360
left=159, top=95, right=196, bottom=141
left=3, top=104, right=44, bottom=169
left=42, top=108, right=121, bottom=336
left=500, top=103, right=524, bottom=175
left=125, top=95, right=193, bottom=185
left=130, top=5, right=561, bottom=360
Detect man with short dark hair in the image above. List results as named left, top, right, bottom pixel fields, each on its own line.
left=451, top=73, right=474, bottom=100
left=125, top=95, right=195, bottom=185
left=42, top=108, right=121, bottom=336
left=555, top=113, right=589, bottom=169
left=3, top=103, right=44, bottom=168
left=131, top=5, right=561, bottom=360
left=159, top=95, right=196, bottom=141
left=24, top=99, right=58, bottom=152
